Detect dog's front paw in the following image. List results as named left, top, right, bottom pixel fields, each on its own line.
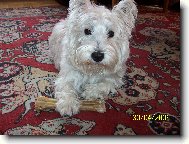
left=56, top=97, right=80, bottom=116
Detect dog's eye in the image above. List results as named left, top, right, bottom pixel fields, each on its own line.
left=84, top=29, right=92, bottom=35
left=108, top=30, right=114, bottom=38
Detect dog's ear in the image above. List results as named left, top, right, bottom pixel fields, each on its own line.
left=112, top=0, right=137, bottom=32
left=69, top=0, right=91, bottom=13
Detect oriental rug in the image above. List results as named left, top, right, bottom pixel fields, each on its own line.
left=0, top=6, right=180, bottom=135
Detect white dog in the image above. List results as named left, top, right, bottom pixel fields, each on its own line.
left=49, top=0, right=137, bottom=116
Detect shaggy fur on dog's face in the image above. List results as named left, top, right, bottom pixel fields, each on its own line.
left=49, top=0, right=137, bottom=116
left=51, top=0, right=137, bottom=74
left=58, top=0, right=137, bottom=75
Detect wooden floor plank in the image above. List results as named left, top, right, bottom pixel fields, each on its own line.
left=0, top=0, right=61, bottom=9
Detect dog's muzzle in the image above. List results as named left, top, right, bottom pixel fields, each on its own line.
left=91, top=51, right=104, bottom=62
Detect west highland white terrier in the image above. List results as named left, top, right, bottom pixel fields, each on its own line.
left=49, top=0, right=137, bottom=116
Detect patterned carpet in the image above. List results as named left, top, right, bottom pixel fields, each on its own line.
left=0, top=6, right=180, bottom=135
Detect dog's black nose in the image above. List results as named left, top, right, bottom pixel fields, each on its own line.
left=91, top=51, right=104, bottom=62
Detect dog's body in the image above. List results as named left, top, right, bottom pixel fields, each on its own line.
left=49, top=0, right=137, bottom=116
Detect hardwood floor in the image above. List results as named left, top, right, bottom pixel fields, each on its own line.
left=0, top=0, right=61, bottom=9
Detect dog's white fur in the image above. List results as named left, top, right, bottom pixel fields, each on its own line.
left=49, top=0, right=137, bottom=116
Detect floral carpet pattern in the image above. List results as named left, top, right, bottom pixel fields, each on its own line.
left=0, top=6, right=180, bottom=135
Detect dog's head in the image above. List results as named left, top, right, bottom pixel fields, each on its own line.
left=65, top=0, right=137, bottom=75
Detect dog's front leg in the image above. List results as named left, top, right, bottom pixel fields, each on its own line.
left=81, top=81, right=117, bottom=100
left=55, top=78, right=80, bottom=116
